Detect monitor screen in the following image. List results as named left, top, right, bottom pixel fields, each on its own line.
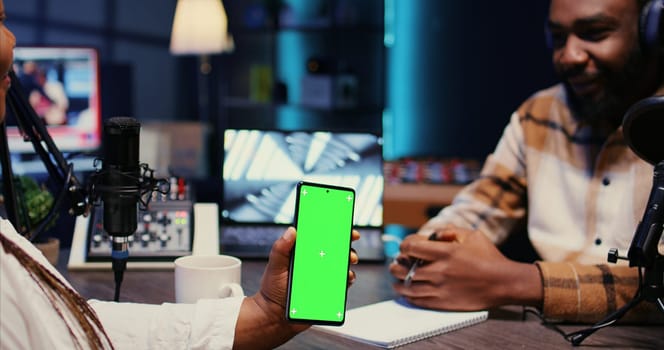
left=5, top=46, right=102, bottom=153
left=222, top=129, right=384, bottom=229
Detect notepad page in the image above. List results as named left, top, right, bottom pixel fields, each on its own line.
left=313, top=299, right=488, bottom=348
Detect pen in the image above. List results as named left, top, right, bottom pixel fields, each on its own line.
left=403, top=232, right=437, bottom=287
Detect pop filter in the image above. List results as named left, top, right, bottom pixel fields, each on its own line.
left=622, top=96, right=664, bottom=165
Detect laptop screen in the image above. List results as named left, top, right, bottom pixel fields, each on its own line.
left=221, top=129, right=384, bottom=229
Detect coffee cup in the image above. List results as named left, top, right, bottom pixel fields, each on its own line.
left=174, top=254, right=244, bottom=303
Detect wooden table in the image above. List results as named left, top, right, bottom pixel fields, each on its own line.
left=57, top=252, right=663, bottom=349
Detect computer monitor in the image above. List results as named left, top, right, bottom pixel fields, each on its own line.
left=222, top=129, right=384, bottom=228
left=220, top=128, right=386, bottom=260
left=5, top=46, right=102, bottom=154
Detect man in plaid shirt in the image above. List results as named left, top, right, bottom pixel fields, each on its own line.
left=390, top=0, right=664, bottom=324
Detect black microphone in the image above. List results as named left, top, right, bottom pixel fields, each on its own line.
left=622, top=97, right=664, bottom=267
left=99, top=116, right=141, bottom=301
left=91, top=116, right=169, bottom=301
left=101, top=116, right=141, bottom=239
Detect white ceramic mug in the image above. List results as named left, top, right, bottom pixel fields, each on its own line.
left=174, top=255, right=244, bottom=303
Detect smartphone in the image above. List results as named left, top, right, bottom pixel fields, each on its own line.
left=286, top=181, right=355, bottom=325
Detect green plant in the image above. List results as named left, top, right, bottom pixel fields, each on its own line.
left=5, top=175, right=58, bottom=241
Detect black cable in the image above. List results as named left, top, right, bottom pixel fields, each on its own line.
left=566, top=294, right=642, bottom=346
left=112, top=257, right=127, bottom=302
left=524, top=267, right=646, bottom=346
left=567, top=266, right=645, bottom=345
left=0, top=120, right=21, bottom=228
left=111, top=237, right=129, bottom=302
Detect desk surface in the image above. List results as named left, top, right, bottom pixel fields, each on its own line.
left=57, top=252, right=663, bottom=349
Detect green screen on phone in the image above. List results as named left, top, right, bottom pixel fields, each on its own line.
left=286, top=181, right=355, bottom=325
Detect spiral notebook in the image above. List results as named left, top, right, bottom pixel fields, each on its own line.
left=313, top=298, right=488, bottom=348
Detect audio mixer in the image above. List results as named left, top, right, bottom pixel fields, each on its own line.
left=84, top=175, right=195, bottom=262
left=86, top=199, right=193, bottom=260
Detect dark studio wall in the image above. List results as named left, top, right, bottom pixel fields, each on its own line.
left=384, top=0, right=557, bottom=160
left=6, top=0, right=186, bottom=122
left=7, top=0, right=557, bottom=162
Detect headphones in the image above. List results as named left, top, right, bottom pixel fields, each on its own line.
left=545, top=0, right=664, bottom=52
left=640, top=0, right=664, bottom=53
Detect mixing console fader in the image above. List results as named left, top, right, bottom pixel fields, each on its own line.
left=87, top=199, right=193, bottom=260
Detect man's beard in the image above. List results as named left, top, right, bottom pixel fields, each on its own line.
left=561, top=46, right=650, bottom=127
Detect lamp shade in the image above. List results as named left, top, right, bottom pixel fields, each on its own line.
left=170, top=0, right=233, bottom=55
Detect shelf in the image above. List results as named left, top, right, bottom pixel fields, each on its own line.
left=277, top=25, right=383, bottom=34
left=383, top=183, right=464, bottom=228
left=222, top=0, right=384, bottom=132
left=224, top=97, right=383, bottom=114
left=223, top=97, right=274, bottom=109
left=229, top=25, right=382, bottom=33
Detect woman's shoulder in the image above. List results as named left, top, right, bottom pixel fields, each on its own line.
left=0, top=218, right=59, bottom=272
left=1, top=218, right=34, bottom=250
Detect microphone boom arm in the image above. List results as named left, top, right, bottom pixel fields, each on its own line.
left=627, top=160, right=664, bottom=268
left=1, top=70, right=88, bottom=240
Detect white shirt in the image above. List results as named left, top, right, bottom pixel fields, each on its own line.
left=0, top=218, right=244, bottom=349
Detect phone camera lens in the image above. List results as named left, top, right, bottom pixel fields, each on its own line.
left=326, top=190, right=329, bottom=193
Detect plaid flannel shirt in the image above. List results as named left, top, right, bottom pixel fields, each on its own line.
left=423, top=84, right=664, bottom=323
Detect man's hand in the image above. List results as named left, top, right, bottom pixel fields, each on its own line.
left=389, top=225, right=542, bottom=311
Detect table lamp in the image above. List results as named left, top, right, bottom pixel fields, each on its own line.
left=170, top=0, right=234, bottom=122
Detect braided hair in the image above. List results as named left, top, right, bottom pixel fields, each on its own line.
left=0, top=233, right=114, bottom=350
